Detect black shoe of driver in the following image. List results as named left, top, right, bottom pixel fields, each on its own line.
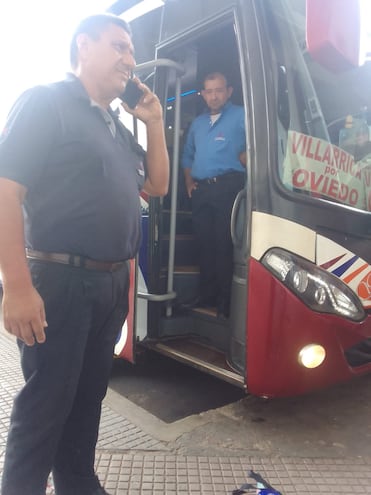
left=184, top=295, right=216, bottom=309
left=217, top=300, right=230, bottom=320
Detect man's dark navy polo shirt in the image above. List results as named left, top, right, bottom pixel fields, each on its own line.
left=0, top=75, right=146, bottom=261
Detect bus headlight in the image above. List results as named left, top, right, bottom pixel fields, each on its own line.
left=298, top=344, right=326, bottom=368
left=262, top=248, right=366, bottom=322
left=292, top=269, right=309, bottom=293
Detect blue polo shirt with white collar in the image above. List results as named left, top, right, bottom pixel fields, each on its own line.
left=0, top=74, right=146, bottom=261
left=181, top=101, right=246, bottom=179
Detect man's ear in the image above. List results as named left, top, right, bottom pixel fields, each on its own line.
left=76, top=33, right=90, bottom=63
left=227, top=86, right=233, bottom=98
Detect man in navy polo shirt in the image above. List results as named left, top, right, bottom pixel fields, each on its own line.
left=0, top=13, right=168, bottom=495
left=182, top=72, right=246, bottom=319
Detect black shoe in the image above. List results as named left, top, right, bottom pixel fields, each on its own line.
left=182, top=295, right=216, bottom=309
left=217, top=311, right=229, bottom=320
left=217, top=300, right=230, bottom=320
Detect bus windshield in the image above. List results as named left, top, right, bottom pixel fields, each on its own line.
left=269, top=0, right=371, bottom=212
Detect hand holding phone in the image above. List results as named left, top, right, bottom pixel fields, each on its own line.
left=119, top=79, right=144, bottom=109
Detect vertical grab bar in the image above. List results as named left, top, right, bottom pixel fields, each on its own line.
left=166, top=74, right=182, bottom=316
left=134, top=59, right=185, bottom=309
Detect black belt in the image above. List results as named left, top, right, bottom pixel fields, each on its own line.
left=195, top=172, right=245, bottom=185
left=26, top=249, right=126, bottom=272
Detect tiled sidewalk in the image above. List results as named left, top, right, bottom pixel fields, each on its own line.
left=1, top=332, right=371, bottom=494
left=92, top=453, right=371, bottom=494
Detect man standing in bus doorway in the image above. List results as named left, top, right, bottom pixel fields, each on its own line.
left=0, top=14, right=168, bottom=495
left=182, top=72, right=246, bottom=319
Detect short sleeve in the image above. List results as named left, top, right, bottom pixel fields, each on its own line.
left=0, top=86, right=58, bottom=190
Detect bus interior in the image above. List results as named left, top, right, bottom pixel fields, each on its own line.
left=130, top=9, right=249, bottom=387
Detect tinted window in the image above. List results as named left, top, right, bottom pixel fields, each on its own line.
left=268, top=0, right=371, bottom=212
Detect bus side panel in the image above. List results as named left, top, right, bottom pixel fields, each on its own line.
left=246, top=258, right=371, bottom=398
left=114, top=258, right=135, bottom=363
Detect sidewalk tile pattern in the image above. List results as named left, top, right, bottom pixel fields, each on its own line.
left=0, top=333, right=166, bottom=453
left=2, top=333, right=371, bottom=494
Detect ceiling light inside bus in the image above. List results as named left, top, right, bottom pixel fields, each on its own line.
left=298, top=344, right=326, bottom=368
left=120, top=0, right=164, bottom=22
left=262, top=248, right=366, bottom=322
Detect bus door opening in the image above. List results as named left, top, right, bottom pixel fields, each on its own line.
left=142, top=14, right=249, bottom=388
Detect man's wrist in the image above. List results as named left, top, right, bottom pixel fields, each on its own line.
left=145, top=117, right=163, bottom=126
left=1, top=267, right=33, bottom=292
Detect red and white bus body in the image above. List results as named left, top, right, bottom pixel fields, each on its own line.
left=114, top=0, right=371, bottom=397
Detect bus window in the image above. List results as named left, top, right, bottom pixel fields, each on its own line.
left=160, top=0, right=237, bottom=41
left=267, top=0, right=371, bottom=211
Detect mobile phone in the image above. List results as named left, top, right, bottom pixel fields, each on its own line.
left=120, top=79, right=144, bottom=109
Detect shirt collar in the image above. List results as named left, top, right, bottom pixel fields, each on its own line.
left=205, top=100, right=232, bottom=116
left=64, top=73, right=91, bottom=103
left=64, top=73, right=120, bottom=119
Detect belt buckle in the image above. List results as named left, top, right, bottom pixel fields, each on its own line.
left=68, top=254, right=85, bottom=268
left=206, top=177, right=217, bottom=184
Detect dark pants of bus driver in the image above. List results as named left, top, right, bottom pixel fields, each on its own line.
left=191, top=172, right=245, bottom=309
left=1, top=260, right=130, bottom=495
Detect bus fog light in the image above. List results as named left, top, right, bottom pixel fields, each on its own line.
left=298, top=344, right=326, bottom=368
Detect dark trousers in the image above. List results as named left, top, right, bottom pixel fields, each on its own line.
left=191, top=172, right=245, bottom=306
left=1, top=260, right=130, bottom=495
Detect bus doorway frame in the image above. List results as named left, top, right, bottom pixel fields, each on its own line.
left=137, top=7, right=254, bottom=388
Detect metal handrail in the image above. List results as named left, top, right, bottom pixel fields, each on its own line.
left=134, top=58, right=184, bottom=311
left=165, top=73, right=182, bottom=316
left=135, top=58, right=185, bottom=76
left=137, top=291, right=176, bottom=302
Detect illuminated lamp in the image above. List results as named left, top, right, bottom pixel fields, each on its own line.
left=298, top=344, right=326, bottom=369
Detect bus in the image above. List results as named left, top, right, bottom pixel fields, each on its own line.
left=112, top=0, right=371, bottom=398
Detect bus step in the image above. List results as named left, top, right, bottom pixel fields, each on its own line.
left=143, top=338, right=245, bottom=388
